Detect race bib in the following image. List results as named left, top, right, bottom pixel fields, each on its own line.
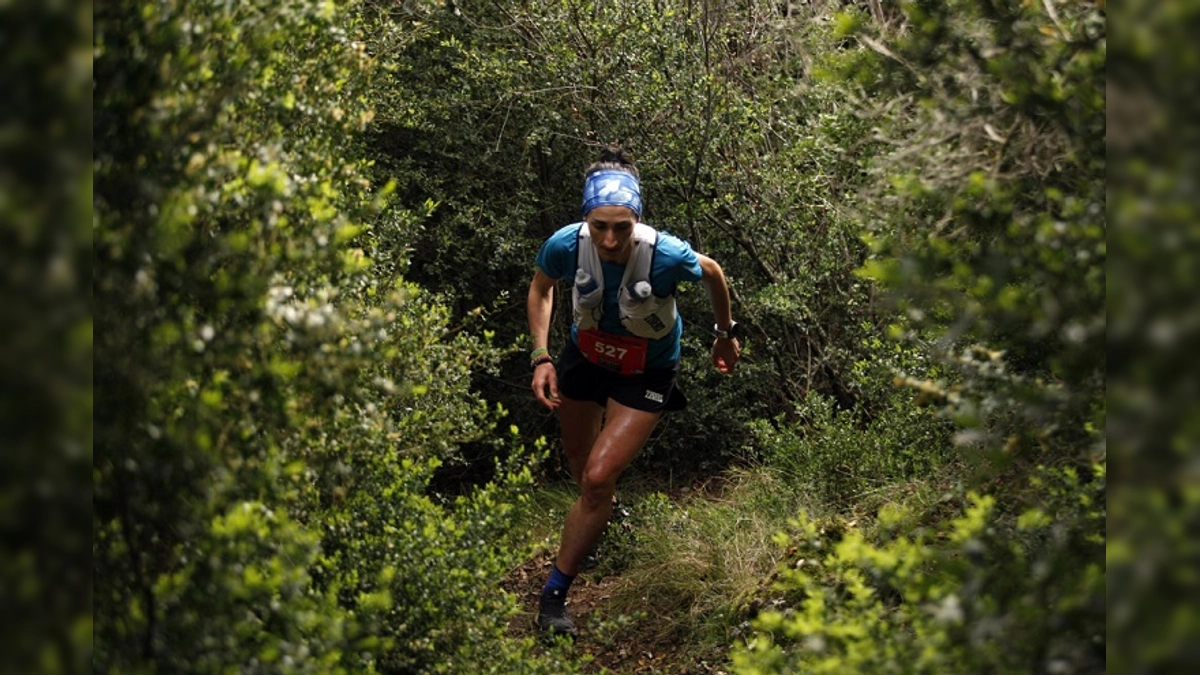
left=577, top=328, right=649, bottom=375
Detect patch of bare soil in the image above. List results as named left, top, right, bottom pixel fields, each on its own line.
left=502, top=550, right=730, bottom=674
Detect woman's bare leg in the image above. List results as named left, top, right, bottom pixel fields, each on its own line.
left=558, top=395, right=603, bottom=485
left=554, top=399, right=661, bottom=576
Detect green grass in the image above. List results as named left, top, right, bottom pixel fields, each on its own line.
left=607, top=470, right=809, bottom=642
left=512, top=482, right=580, bottom=557
left=510, top=468, right=822, bottom=663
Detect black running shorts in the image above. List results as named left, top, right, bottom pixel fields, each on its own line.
left=558, top=339, right=688, bottom=413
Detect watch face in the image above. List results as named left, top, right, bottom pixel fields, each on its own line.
left=715, top=322, right=742, bottom=339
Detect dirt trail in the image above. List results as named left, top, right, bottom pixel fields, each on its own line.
left=502, top=550, right=729, bottom=674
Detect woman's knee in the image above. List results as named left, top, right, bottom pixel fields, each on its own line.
left=579, top=466, right=617, bottom=508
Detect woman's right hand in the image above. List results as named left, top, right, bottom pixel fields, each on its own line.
left=531, top=362, right=561, bottom=410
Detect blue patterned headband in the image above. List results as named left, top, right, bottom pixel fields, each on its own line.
left=581, top=169, right=642, bottom=217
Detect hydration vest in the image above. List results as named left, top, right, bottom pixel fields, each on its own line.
left=571, top=222, right=678, bottom=339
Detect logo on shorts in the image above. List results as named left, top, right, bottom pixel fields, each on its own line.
left=644, top=390, right=664, bottom=403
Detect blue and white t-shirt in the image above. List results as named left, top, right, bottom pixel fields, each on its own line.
left=536, top=222, right=703, bottom=369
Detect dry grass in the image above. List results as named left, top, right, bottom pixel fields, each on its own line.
left=602, top=468, right=814, bottom=645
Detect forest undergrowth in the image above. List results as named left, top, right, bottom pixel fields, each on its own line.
left=499, top=385, right=962, bottom=674
left=89, top=1, right=1120, bottom=673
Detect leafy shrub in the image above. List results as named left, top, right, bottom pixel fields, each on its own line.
left=138, top=502, right=365, bottom=675
left=93, top=1, right=578, bottom=673
left=752, top=392, right=952, bottom=510
left=1, top=2, right=92, bottom=670
left=852, top=0, right=1106, bottom=465
left=733, top=464, right=1106, bottom=674
left=316, top=444, right=553, bottom=674
left=728, top=1, right=1109, bottom=671
left=357, top=0, right=903, bottom=474
left=1106, top=1, right=1200, bottom=668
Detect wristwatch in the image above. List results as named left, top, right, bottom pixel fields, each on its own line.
left=712, top=321, right=743, bottom=340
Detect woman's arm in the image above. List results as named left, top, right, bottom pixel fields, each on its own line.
left=527, top=269, right=561, bottom=408
left=698, top=254, right=741, bottom=374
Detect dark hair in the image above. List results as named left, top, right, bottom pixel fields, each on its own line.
left=584, top=144, right=639, bottom=179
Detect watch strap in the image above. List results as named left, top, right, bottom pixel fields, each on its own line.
left=712, top=321, right=740, bottom=339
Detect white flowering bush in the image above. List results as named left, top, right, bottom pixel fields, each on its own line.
left=94, top=1, right=577, bottom=673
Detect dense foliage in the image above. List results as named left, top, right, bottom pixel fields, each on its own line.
left=3, top=1, right=92, bottom=672
left=94, top=1, right=573, bottom=672
left=735, top=1, right=1106, bottom=672
left=735, top=466, right=1104, bottom=674
left=356, top=0, right=912, bottom=472
left=92, top=0, right=1115, bottom=672
left=1106, top=1, right=1200, bottom=671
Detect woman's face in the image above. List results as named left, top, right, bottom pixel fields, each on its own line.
left=586, top=205, right=638, bottom=263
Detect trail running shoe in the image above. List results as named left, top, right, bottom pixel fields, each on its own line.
left=536, top=588, right=577, bottom=637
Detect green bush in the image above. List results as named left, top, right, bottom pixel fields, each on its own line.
left=316, top=443, right=550, bottom=674
left=1, top=1, right=92, bottom=670
left=358, top=0, right=902, bottom=473
left=752, top=392, right=952, bottom=510
left=853, top=0, right=1106, bottom=464
left=731, top=1, right=1107, bottom=671
left=135, top=502, right=363, bottom=675
left=733, top=464, right=1106, bottom=674
left=93, top=1, right=577, bottom=672
left=1106, top=1, right=1200, bottom=669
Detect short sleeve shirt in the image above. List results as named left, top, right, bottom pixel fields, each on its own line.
left=536, top=222, right=703, bottom=369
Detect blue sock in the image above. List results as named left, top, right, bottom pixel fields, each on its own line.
left=542, top=564, right=576, bottom=596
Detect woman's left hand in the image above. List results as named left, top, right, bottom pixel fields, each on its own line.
left=711, top=337, right=741, bottom=374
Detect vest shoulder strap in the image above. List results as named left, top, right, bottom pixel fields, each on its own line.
left=620, top=223, right=658, bottom=287
left=575, top=222, right=602, bottom=285
left=576, top=222, right=659, bottom=287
